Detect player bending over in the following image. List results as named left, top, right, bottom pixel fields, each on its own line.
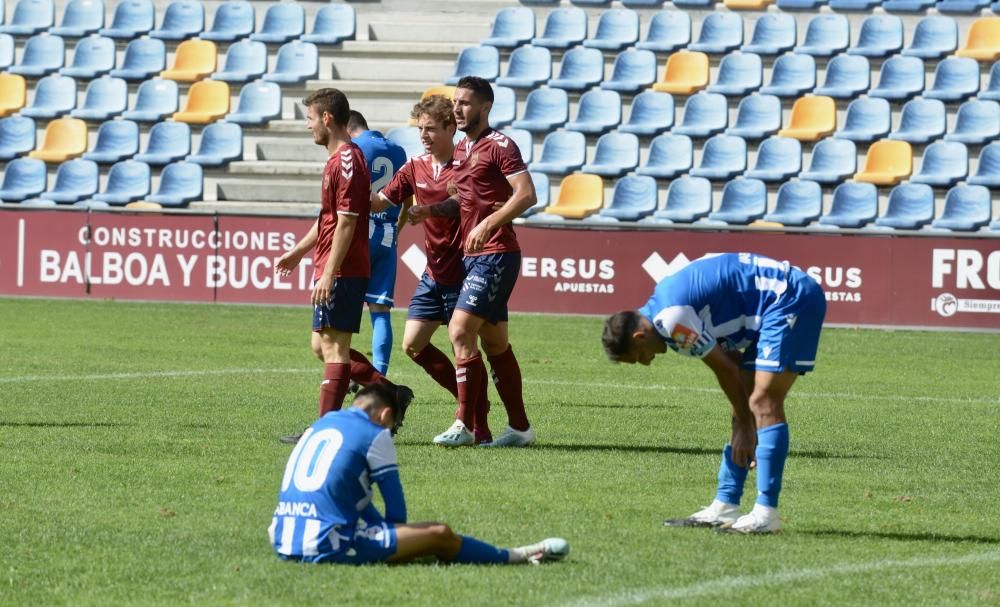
left=602, top=252, right=826, bottom=534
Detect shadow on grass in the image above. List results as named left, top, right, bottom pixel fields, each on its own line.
left=531, top=443, right=870, bottom=459
left=0, top=421, right=124, bottom=428
left=804, top=529, right=1000, bottom=545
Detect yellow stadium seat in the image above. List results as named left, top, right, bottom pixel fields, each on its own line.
left=749, top=220, right=784, bottom=228
left=725, top=0, right=774, bottom=8
left=172, top=80, right=230, bottom=124
left=778, top=96, right=837, bottom=141
left=854, top=140, right=912, bottom=186
left=651, top=51, right=709, bottom=96
left=421, top=85, right=456, bottom=102
left=28, top=118, right=88, bottom=163
left=0, top=73, right=27, bottom=118
left=126, top=201, right=163, bottom=210
left=956, top=17, right=1000, bottom=61
left=545, top=173, right=604, bottom=219
left=160, top=39, right=218, bottom=82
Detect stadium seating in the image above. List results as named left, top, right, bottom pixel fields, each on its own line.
left=503, top=127, right=532, bottom=163
left=532, top=7, right=587, bottom=49
left=760, top=53, right=816, bottom=97
left=673, top=0, right=712, bottom=7
left=763, top=179, right=822, bottom=226
left=584, top=8, right=639, bottom=51
left=548, top=46, right=604, bottom=91
left=20, top=74, right=76, bottom=119
left=888, top=98, right=946, bottom=144
left=646, top=176, right=712, bottom=223
left=873, top=182, right=934, bottom=229
left=835, top=97, right=891, bottom=142
left=910, top=141, right=968, bottom=187
left=725, top=93, right=782, bottom=139
left=419, top=85, right=455, bottom=102
left=150, top=0, right=202, bottom=40
left=854, top=139, right=912, bottom=185
left=50, top=0, right=105, bottom=37
left=482, top=6, right=534, bottom=48
left=263, top=40, right=318, bottom=84
left=544, top=173, right=603, bottom=219
left=955, top=17, right=1000, bottom=61
left=60, top=34, right=115, bottom=79
left=588, top=175, right=657, bottom=222
left=690, top=134, right=747, bottom=180
left=619, top=91, right=673, bottom=136
left=796, top=14, right=850, bottom=57
left=0, top=73, right=26, bottom=117
left=708, top=51, right=762, bottom=96
left=89, top=159, right=150, bottom=205
left=937, top=0, right=991, bottom=14
left=160, top=39, right=216, bottom=81
left=7, top=33, right=64, bottom=76
left=581, top=131, right=639, bottom=177
left=123, top=78, right=178, bottom=122
left=109, top=37, right=165, bottom=80
left=200, top=0, right=253, bottom=42
left=945, top=99, right=1000, bottom=144
left=35, top=158, right=98, bottom=203
left=146, top=160, right=202, bottom=206
left=967, top=142, right=1000, bottom=186
left=778, top=95, right=836, bottom=141
left=901, top=16, right=957, bottom=59
left=225, top=80, right=282, bottom=125
left=799, top=137, right=856, bottom=183
left=652, top=49, right=711, bottom=95
left=133, top=120, right=190, bottom=165
left=883, top=0, right=936, bottom=11
left=185, top=120, right=242, bottom=166
left=488, top=85, right=516, bottom=128
left=212, top=39, right=267, bottom=83
left=636, top=133, right=692, bottom=178
left=830, top=0, right=879, bottom=9
left=565, top=89, right=621, bottom=135
left=707, top=178, right=767, bottom=224
left=0, top=34, right=11, bottom=70
left=172, top=79, right=229, bottom=124
left=385, top=126, right=422, bottom=159
left=869, top=55, right=926, bottom=101
left=83, top=118, right=138, bottom=163
left=814, top=54, right=869, bottom=99
left=980, top=62, right=1000, bottom=100
left=496, top=45, right=551, bottom=88
left=742, top=13, right=796, bottom=56
left=446, top=46, right=500, bottom=85
left=99, top=0, right=154, bottom=39
left=725, top=0, right=774, bottom=8
left=0, top=157, right=47, bottom=201
left=673, top=92, right=728, bottom=137
left=745, top=136, right=801, bottom=182
left=521, top=171, right=549, bottom=217
left=818, top=181, right=877, bottom=228
left=635, top=10, right=690, bottom=53
left=70, top=75, right=127, bottom=120
left=0, top=0, right=54, bottom=35
left=250, top=2, right=304, bottom=44
left=511, top=87, right=568, bottom=132
left=600, top=48, right=657, bottom=93
left=931, top=184, right=991, bottom=231
left=848, top=16, right=903, bottom=58
left=0, top=115, right=36, bottom=160
left=689, top=12, right=743, bottom=54
left=301, top=4, right=355, bottom=45
left=924, top=57, right=980, bottom=102
left=530, top=130, right=585, bottom=174
left=777, top=0, right=827, bottom=9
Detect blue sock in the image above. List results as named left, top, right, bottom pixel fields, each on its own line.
left=453, top=535, right=510, bottom=564
left=714, top=444, right=749, bottom=505
left=370, top=311, right=392, bottom=376
left=755, top=423, right=790, bottom=508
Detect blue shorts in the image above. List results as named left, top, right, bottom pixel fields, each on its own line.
left=312, top=276, right=368, bottom=333
left=741, top=269, right=826, bottom=374
left=407, top=271, right=461, bottom=323
left=456, top=252, right=521, bottom=325
left=279, top=520, right=398, bottom=565
left=366, top=242, right=397, bottom=307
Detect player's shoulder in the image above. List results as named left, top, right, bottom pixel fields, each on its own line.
left=482, top=128, right=516, bottom=151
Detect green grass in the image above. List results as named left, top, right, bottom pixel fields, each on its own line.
left=1, top=297, right=999, bottom=606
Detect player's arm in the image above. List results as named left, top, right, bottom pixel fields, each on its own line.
left=275, top=219, right=318, bottom=276
left=310, top=212, right=357, bottom=307
left=395, top=196, right=413, bottom=235
left=408, top=197, right=459, bottom=224
left=702, top=346, right=756, bottom=469
left=367, top=431, right=407, bottom=524
left=465, top=171, right=535, bottom=254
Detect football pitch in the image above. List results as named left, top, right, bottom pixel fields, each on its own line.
left=1, top=297, right=998, bottom=606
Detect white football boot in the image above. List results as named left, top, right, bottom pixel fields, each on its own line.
left=664, top=499, right=741, bottom=528
left=432, top=419, right=474, bottom=447
left=510, top=537, right=570, bottom=565
left=480, top=425, right=536, bottom=447
left=719, top=503, right=782, bottom=535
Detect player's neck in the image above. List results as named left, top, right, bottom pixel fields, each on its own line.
left=325, top=129, right=352, bottom=156
left=464, top=122, right=489, bottom=142
left=432, top=145, right=455, bottom=166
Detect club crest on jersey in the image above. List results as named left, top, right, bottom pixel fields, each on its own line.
left=467, top=152, right=479, bottom=169
left=671, top=324, right=699, bottom=349
left=447, top=181, right=458, bottom=197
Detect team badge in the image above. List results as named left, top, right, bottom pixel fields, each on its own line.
left=447, top=181, right=458, bottom=197
left=468, top=152, right=479, bottom=169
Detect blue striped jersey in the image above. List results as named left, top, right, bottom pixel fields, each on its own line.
left=352, top=130, right=408, bottom=250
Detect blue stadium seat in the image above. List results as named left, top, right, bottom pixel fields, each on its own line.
left=501, top=127, right=533, bottom=164
left=88, top=159, right=149, bottom=205
left=386, top=126, right=423, bottom=159
left=0, top=115, right=36, bottom=160
left=725, top=93, right=782, bottom=140
left=582, top=131, right=639, bottom=177
left=99, top=0, right=154, bottom=39
left=760, top=53, right=816, bottom=98
left=599, top=48, right=656, bottom=94
left=122, top=78, right=178, bottom=122
left=888, top=98, right=946, bottom=144
left=566, top=89, right=621, bottom=135
left=482, top=6, right=534, bottom=49
left=250, top=2, right=304, bottom=43
left=0, top=0, right=53, bottom=35
left=980, top=61, right=1000, bottom=100
left=548, top=46, right=603, bottom=91
left=623, top=0, right=666, bottom=6
left=511, top=88, right=568, bottom=132
left=7, top=33, right=64, bottom=76
left=445, top=45, right=500, bottom=85
left=50, top=0, right=105, bottom=37
left=522, top=171, right=549, bottom=217
left=743, top=13, right=797, bottom=56
left=708, top=178, right=767, bottom=224
left=874, top=182, right=934, bottom=229
left=746, top=136, right=801, bottom=182
left=185, top=120, right=242, bottom=166
left=588, top=175, right=657, bottom=222
left=673, top=0, right=712, bottom=8
left=83, top=118, right=138, bottom=163
left=777, top=0, right=828, bottom=8
left=869, top=56, right=925, bottom=101
left=819, top=181, right=877, bottom=229
left=61, top=34, right=115, bottom=79
left=848, top=15, right=903, bottom=58
left=673, top=92, right=728, bottom=138
left=834, top=97, right=891, bottom=142
left=200, top=0, right=253, bottom=42
left=212, top=39, right=266, bottom=83
left=635, top=10, right=690, bottom=53
left=830, top=0, right=881, bottom=10
left=488, top=85, right=516, bottom=129
left=636, top=133, right=692, bottom=179
left=937, top=0, right=991, bottom=13
left=708, top=52, right=762, bottom=96
left=620, top=91, right=673, bottom=136
left=0, top=157, right=47, bottom=201
left=945, top=100, right=1000, bottom=145
left=689, top=12, right=743, bottom=55
left=109, top=36, right=165, bottom=80
left=883, top=0, right=935, bottom=10
left=902, top=16, right=958, bottom=59
left=924, top=57, right=980, bottom=102
left=20, top=74, right=76, bottom=119
left=38, top=158, right=98, bottom=203
left=146, top=160, right=202, bottom=206
left=0, top=34, right=11, bottom=70
left=690, top=134, right=747, bottom=180
left=70, top=75, right=127, bottom=120
left=814, top=54, right=870, bottom=99
left=931, top=184, right=991, bottom=231
left=225, top=80, right=281, bottom=125
left=967, top=142, right=1000, bottom=187
left=301, top=4, right=355, bottom=45
left=496, top=45, right=551, bottom=88
left=262, top=40, right=318, bottom=84
left=583, top=8, right=639, bottom=51
left=571, top=0, right=612, bottom=5
left=764, top=179, right=822, bottom=225
left=911, top=141, right=968, bottom=187
left=645, top=176, right=712, bottom=224
left=150, top=0, right=203, bottom=40
left=532, top=7, right=587, bottom=49
left=529, top=129, right=585, bottom=174
left=796, top=15, right=850, bottom=57
left=800, top=137, right=856, bottom=183
left=134, top=120, right=189, bottom=165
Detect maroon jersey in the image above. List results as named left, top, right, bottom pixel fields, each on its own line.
left=314, top=142, right=372, bottom=280
left=453, top=128, right=527, bottom=256
left=381, top=153, right=465, bottom=286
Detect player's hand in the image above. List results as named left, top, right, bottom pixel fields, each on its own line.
left=408, top=204, right=429, bottom=224
left=275, top=250, right=303, bottom=277
left=311, top=275, right=334, bottom=307
left=465, top=218, right=494, bottom=254
left=490, top=200, right=505, bottom=212
left=730, top=418, right=757, bottom=469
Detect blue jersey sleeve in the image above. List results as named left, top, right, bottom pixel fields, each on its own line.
left=651, top=305, right=716, bottom=359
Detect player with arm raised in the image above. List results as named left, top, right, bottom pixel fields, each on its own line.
left=602, top=252, right=826, bottom=534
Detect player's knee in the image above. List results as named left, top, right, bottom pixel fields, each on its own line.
left=448, top=324, right=476, bottom=349
left=311, top=344, right=324, bottom=361
left=403, top=341, right=423, bottom=360
left=749, top=390, right=783, bottom=419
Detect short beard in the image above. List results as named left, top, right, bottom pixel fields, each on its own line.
left=460, top=113, right=482, bottom=134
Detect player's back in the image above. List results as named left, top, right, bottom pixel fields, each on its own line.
left=353, top=130, right=408, bottom=231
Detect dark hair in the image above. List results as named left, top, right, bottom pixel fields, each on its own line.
left=411, top=95, right=456, bottom=129
left=347, top=110, right=369, bottom=133
left=303, top=88, right=350, bottom=127
left=456, top=76, right=494, bottom=104
left=602, top=311, right=641, bottom=361
left=354, top=384, right=402, bottom=431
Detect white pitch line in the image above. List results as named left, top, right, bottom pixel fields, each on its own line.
left=564, top=549, right=1000, bottom=607
left=0, top=368, right=315, bottom=384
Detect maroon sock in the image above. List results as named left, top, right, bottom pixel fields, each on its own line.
left=473, top=356, right=492, bottom=443
left=411, top=344, right=458, bottom=398
left=454, top=354, right=483, bottom=429
left=350, top=349, right=392, bottom=386
left=487, top=345, right=530, bottom=431
left=319, top=362, right=351, bottom=416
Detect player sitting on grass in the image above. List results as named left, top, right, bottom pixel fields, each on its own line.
left=270, top=384, right=569, bottom=564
